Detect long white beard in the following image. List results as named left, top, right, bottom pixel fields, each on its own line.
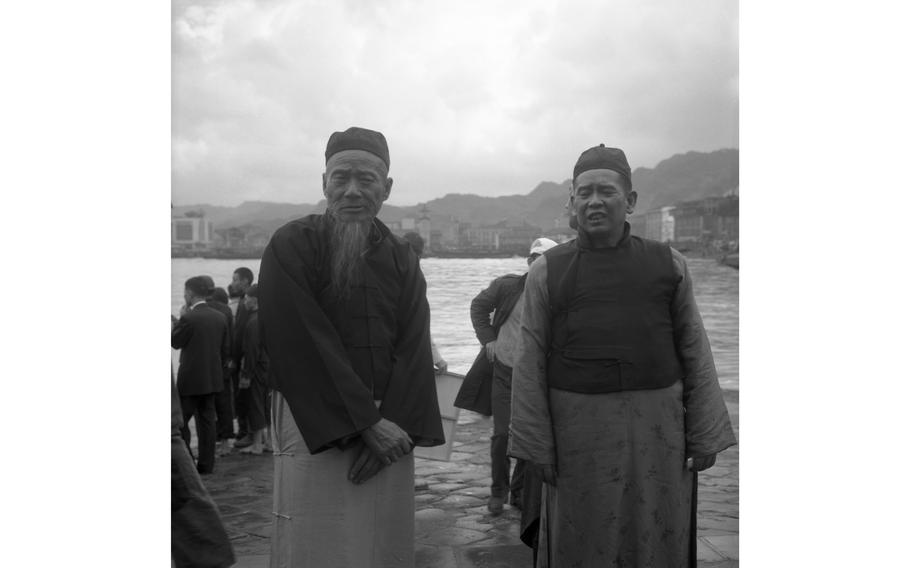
left=328, top=216, right=371, bottom=299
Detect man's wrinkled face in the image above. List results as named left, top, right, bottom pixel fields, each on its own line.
left=571, top=169, right=637, bottom=239
left=323, top=150, right=392, bottom=223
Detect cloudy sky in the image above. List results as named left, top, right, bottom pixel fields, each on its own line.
left=172, top=0, right=738, bottom=207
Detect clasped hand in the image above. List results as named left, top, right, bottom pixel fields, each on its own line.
left=347, top=418, right=413, bottom=485
left=686, top=454, right=717, bottom=472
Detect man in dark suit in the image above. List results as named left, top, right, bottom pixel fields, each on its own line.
left=202, top=279, right=236, bottom=455
left=229, top=266, right=255, bottom=447
left=172, top=276, right=231, bottom=475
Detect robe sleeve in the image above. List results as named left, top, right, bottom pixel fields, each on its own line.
left=670, top=248, right=738, bottom=458
left=470, top=278, right=500, bottom=345
left=171, top=316, right=192, bottom=350
left=508, top=256, right=556, bottom=466
left=258, top=222, right=382, bottom=454
left=377, top=248, right=445, bottom=448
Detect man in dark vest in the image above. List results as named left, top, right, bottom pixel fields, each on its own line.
left=258, top=126, right=444, bottom=567
left=508, top=144, right=737, bottom=567
left=454, top=237, right=557, bottom=517
left=172, top=276, right=231, bottom=475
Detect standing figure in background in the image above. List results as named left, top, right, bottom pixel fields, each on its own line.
left=402, top=231, right=447, bottom=374
left=237, top=284, right=270, bottom=455
left=509, top=144, right=737, bottom=567
left=172, top=276, right=230, bottom=475
left=258, top=126, right=444, bottom=568
left=229, top=266, right=255, bottom=448
left=455, top=237, right=558, bottom=516
left=203, top=278, right=236, bottom=456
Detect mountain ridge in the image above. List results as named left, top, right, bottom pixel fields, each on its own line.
left=172, top=148, right=738, bottom=231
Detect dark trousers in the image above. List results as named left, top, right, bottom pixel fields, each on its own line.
left=491, top=360, right=525, bottom=500
left=171, top=433, right=235, bottom=568
left=181, top=393, right=217, bottom=474
left=214, top=367, right=234, bottom=440
left=246, top=376, right=270, bottom=432
left=232, top=369, right=250, bottom=437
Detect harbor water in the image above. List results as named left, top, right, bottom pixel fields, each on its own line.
left=172, top=256, right=739, bottom=390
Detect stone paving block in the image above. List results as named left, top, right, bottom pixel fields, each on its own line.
left=454, top=516, right=494, bottom=533
left=438, top=470, right=489, bottom=483
left=697, top=537, right=726, bottom=562
left=449, top=451, right=475, bottom=461
left=418, top=527, right=489, bottom=547
left=436, top=494, right=486, bottom=507
left=415, top=507, right=449, bottom=523
left=456, top=544, right=532, bottom=567
left=698, top=517, right=739, bottom=533
left=415, top=493, right=443, bottom=505
left=416, top=545, right=458, bottom=568
left=232, top=554, right=269, bottom=568
left=432, top=482, right=467, bottom=492
left=704, top=535, right=739, bottom=559
left=453, top=485, right=491, bottom=498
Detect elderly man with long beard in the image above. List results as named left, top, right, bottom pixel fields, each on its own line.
left=258, top=127, right=444, bottom=568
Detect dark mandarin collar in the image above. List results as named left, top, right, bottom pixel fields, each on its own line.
left=576, top=221, right=632, bottom=251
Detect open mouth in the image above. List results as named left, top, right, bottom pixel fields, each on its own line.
left=587, top=212, right=606, bottom=221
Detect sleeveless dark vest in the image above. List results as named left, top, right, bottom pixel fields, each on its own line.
left=544, top=234, right=684, bottom=394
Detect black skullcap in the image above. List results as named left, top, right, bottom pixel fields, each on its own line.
left=245, top=284, right=260, bottom=298
left=325, top=126, right=390, bottom=168
left=573, top=144, right=631, bottom=183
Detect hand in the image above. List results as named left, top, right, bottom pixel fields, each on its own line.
left=541, top=464, right=557, bottom=486
left=435, top=358, right=448, bottom=375
left=348, top=442, right=388, bottom=485
left=179, top=304, right=189, bottom=316
left=686, top=454, right=717, bottom=472
left=361, top=418, right=413, bottom=464
left=484, top=340, right=497, bottom=363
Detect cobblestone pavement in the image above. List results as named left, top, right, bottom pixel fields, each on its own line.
left=200, top=391, right=738, bottom=567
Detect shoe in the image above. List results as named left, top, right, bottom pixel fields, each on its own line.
left=216, top=439, right=232, bottom=456
left=239, top=443, right=262, bottom=455
left=487, top=496, right=504, bottom=516
left=234, top=434, right=255, bottom=449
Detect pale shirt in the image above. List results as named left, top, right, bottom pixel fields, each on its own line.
left=493, top=290, right=525, bottom=368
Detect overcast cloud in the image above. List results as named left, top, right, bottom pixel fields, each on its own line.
left=172, top=0, right=738, bottom=207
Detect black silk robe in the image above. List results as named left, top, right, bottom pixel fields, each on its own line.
left=258, top=214, right=445, bottom=454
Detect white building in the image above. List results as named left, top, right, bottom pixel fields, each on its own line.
left=172, top=216, right=214, bottom=247
left=644, top=206, right=675, bottom=242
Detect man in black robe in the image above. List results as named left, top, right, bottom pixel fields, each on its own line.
left=258, top=126, right=444, bottom=567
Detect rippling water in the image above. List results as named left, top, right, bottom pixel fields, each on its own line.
left=172, top=256, right=738, bottom=390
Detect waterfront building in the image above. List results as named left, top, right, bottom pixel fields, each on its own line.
left=672, top=195, right=738, bottom=244
left=172, top=213, right=214, bottom=254
left=644, top=206, right=676, bottom=242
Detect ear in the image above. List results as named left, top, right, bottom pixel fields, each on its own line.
left=381, top=177, right=393, bottom=202
left=625, top=190, right=638, bottom=214
left=322, top=173, right=328, bottom=197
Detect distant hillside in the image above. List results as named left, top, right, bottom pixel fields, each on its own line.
left=632, top=149, right=739, bottom=212
left=172, top=149, right=738, bottom=231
